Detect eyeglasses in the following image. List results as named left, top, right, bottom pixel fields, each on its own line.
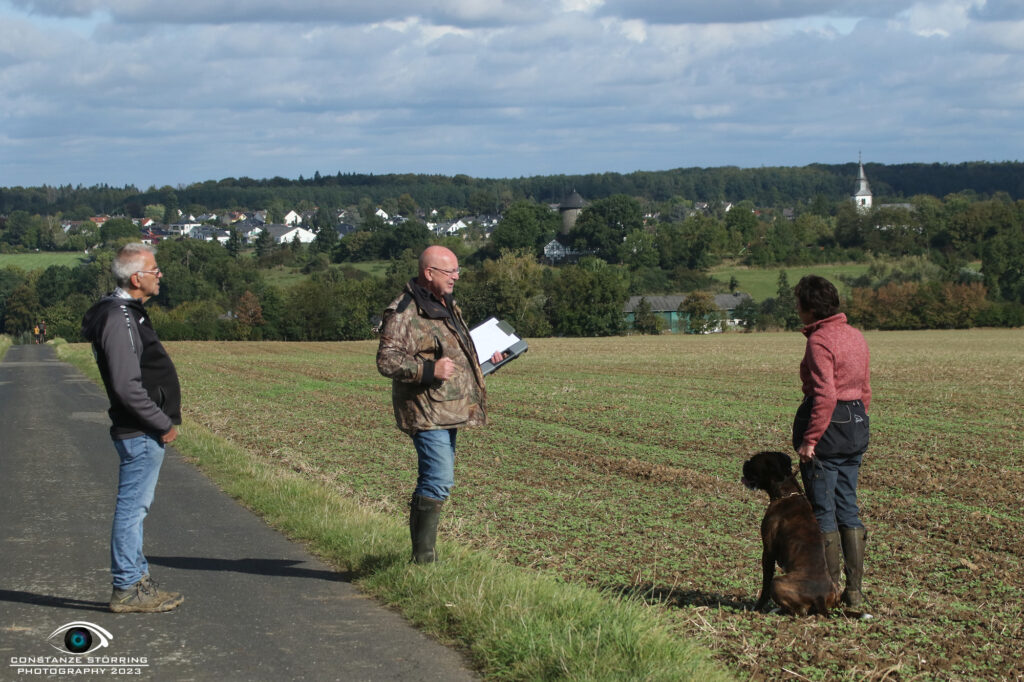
left=136, top=268, right=162, bottom=277
left=428, top=266, right=460, bottom=277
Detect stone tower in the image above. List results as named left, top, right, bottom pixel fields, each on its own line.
left=559, top=189, right=584, bottom=235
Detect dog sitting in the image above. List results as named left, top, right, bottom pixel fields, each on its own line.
left=742, top=450, right=841, bottom=615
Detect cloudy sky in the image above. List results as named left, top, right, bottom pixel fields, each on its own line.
left=1, top=0, right=1022, bottom=189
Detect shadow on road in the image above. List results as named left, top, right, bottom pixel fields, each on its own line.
left=147, top=556, right=353, bottom=582
left=0, top=589, right=110, bottom=613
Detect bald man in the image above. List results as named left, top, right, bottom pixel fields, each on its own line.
left=376, top=246, right=503, bottom=563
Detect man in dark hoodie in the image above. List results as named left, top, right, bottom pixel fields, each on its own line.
left=81, top=243, right=184, bottom=613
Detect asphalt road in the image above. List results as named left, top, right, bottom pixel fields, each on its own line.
left=0, top=343, right=476, bottom=681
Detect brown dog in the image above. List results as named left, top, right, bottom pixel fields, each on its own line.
left=742, top=450, right=841, bottom=615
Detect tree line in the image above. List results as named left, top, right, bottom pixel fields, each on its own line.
left=2, top=240, right=1020, bottom=346
left=4, top=161, right=1024, bottom=219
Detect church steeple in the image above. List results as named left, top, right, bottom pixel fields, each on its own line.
left=853, top=153, right=872, bottom=212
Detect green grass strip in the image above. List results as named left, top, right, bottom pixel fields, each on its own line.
left=56, top=343, right=732, bottom=681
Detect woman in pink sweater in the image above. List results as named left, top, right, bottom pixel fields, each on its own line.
left=792, top=275, right=871, bottom=611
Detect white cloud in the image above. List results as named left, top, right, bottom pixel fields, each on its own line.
left=7, top=0, right=550, bottom=26
left=596, top=0, right=915, bottom=24
left=0, top=0, right=1022, bottom=187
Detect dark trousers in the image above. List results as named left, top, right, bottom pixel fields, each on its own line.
left=800, top=452, right=865, bottom=534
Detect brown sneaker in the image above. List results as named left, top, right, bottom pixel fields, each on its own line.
left=110, top=576, right=184, bottom=613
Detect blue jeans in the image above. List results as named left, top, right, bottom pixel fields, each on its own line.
left=111, top=435, right=165, bottom=589
left=800, top=452, right=865, bottom=534
left=411, top=429, right=457, bottom=501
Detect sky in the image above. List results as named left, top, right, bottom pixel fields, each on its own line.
left=1, top=0, right=1022, bottom=189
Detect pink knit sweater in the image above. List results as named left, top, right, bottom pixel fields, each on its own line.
left=799, top=313, right=871, bottom=448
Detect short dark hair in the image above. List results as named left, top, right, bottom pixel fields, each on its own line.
left=794, top=275, right=840, bottom=320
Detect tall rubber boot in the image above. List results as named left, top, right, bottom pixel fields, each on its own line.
left=823, top=530, right=842, bottom=589
left=840, top=527, right=867, bottom=608
left=409, top=494, right=444, bottom=564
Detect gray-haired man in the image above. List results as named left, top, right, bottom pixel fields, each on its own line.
left=81, top=243, right=184, bottom=612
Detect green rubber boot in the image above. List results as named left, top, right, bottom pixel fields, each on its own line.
left=840, top=527, right=867, bottom=609
left=409, top=494, right=444, bottom=564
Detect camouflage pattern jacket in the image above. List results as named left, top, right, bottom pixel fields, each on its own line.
left=376, top=279, right=487, bottom=435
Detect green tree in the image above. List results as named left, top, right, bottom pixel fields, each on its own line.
left=0, top=267, right=29, bottom=331
left=254, top=228, right=273, bottom=258
left=374, top=221, right=431, bottom=260
left=733, top=296, right=759, bottom=331
left=2, top=211, right=35, bottom=247
left=35, top=265, right=75, bottom=304
left=3, top=283, right=40, bottom=334
left=41, top=293, right=92, bottom=342
left=161, top=189, right=179, bottom=224
left=310, top=224, right=339, bottom=256
left=490, top=201, right=558, bottom=254
left=982, top=224, right=1024, bottom=303
left=144, top=204, right=166, bottom=222
left=834, top=203, right=867, bottom=249
left=544, top=257, right=629, bottom=336
left=468, top=189, right=497, bottom=215
left=632, top=297, right=664, bottom=334
left=396, top=193, right=419, bottom=217
left=99, top=218, right=140, bottom=244
left=777, top=270, right=801, bottom=330
left=657, top=214, right=727, bottom=270
left=792, top=213, right=834, bottom=248
left=459, top=250, right=551, bottom=337
left=570, top=195, right=643, bottom=263
left=266, top=200, right=286, bottom=225
left=679, top=291, right=720, bottom=334
left=281, top=274, right=375, bottom=341
left=725, top=200, right=759, bottom=245
left=225, top=228, right=243, bottom=258
left=618, top=229, right=659, bottom=269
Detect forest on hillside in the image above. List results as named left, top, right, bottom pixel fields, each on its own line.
left=3, top=161, right=1024, bottom=218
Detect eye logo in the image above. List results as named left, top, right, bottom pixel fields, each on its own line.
left=46, top=621, right=114, bottom=655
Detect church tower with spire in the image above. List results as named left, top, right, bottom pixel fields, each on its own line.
left=852, top=154, right=872, bottom=212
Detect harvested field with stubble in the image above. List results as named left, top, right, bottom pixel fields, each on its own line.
left=163, top=329, right=1022, bottom=680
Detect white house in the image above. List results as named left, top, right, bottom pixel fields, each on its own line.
left=375, top=208, right=390, bottom=221
left=543, top=239, right=591, bottom=264
left=439, top=219, right=468, bottom=236
left=283, top=210, right=302, bottom=226
left=167, top=222, right=201, bottom=237
left=264, top=224, right=316, bottom=244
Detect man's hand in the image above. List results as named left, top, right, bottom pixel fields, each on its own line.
left=491, top=350, right=507, bottom=365
left=161, top=426, right=178, bottom=444
left=434, top=357, right=456, bottom=380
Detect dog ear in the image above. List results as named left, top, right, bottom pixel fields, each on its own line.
left=772, top=451, right=793, bottom=477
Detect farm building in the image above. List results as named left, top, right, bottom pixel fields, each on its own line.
left=623, top=293, right=752, bottom=333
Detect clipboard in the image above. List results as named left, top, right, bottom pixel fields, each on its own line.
left=469, top=317, right=529, bottom=375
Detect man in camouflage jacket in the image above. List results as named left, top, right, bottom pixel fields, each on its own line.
left=377, top=245, right=502, bottom=563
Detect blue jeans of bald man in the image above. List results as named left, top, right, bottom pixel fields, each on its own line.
left=412, top=428, right=457, bottom=501
left=110, top=434, right=165, bottom=589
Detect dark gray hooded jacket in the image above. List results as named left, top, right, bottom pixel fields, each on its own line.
left=81, top=293, right=181, bottom=440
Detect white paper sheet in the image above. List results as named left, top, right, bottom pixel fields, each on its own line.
left=469, top=317, right=520, bottom=364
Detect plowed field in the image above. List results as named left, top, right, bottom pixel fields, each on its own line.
left=166, top=329, right=1024, bottom=680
